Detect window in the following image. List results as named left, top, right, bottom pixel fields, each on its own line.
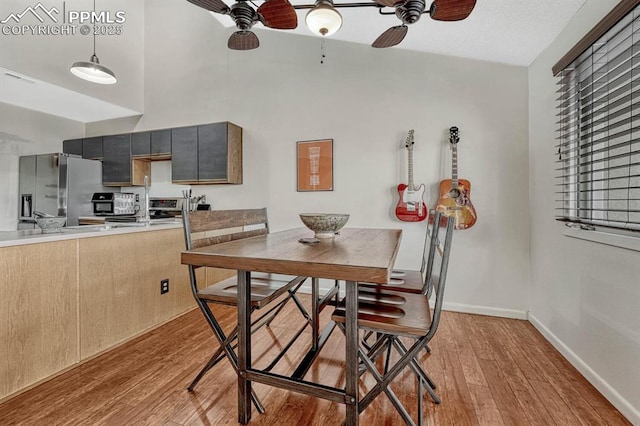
left=555, top=1, right=640, bottom=234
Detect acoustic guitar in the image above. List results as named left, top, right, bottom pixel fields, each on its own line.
left=395, top=129, right=427, bottom=222
left=435, top=126, right=477, bottom=229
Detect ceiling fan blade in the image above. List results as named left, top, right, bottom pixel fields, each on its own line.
left=430, top=0, right=476, bottom=21
left=186, top=0, right=230, bottom=14
left=375, top=0, right=404, bottom=7
left=228, top=31, right=260, bottom=50
left=257, top=0, right=298, bottom=30
left=372, top=25, right=408, bottom=48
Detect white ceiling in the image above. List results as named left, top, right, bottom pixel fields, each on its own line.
left=212, top=0, right=588, bottom=66
left=0, top=67, right=141, bottom=123
left=0, top=0, right=587, bottom=125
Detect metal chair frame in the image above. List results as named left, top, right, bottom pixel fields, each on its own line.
left=333, top=212, right=455, bottom=425
left=182, top=207, right=312, bottom=412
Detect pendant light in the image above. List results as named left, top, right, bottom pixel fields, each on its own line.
left=70, top=0, right=116, bottom=84
left=306, top=0, right=342, bottom=37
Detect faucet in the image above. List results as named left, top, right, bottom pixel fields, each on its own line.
left=144, top=175, right=150, bottom=226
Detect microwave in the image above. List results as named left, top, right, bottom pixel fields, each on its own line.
left=91, top=192, right=136, bottom=216
left=149, top=197, right=184, bottom=212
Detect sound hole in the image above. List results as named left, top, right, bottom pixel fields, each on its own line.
left=448, top=188, right=460, bottom=198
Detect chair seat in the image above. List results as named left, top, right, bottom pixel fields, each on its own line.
left=360, top=269, right=424, bottom=294
left=198, top=273, right=307, bottom=308
left=332, top=287, right=432, bottom=337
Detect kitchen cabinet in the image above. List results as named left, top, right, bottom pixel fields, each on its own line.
left=171, top=122, right=242, bottom=184
left=151, top=129, right=172, bottom=159
left=62, top=137, right=103, bottom=160
left=102, top=134, right=150, bottom=186
left=131, top=131, right=150, bottom=158
left=131, top=130, right=171, bottom=160
left=0, top=240, right=78, bottom=400
left=0, top=226, right=221, bottom=402
left=171, top=126, right=198, bottom=182
left=82, top=137, right=103, bottom=160
left=63, top=138, right=82, bottom=156
left=78, top=229, right=195, bottom=359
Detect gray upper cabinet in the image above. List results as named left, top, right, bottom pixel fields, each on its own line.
left=131, top=130, right=171, bottom=160
left=171, top=122, right=242, bottom=184
left=64, top=121, right=241, bottom=186
left=63, top=139, right=83, bottom=157
left=151, top=129, right=171, bottom=159
left=198, top=123, right=228, bottom=181
left=103, top=134, right=150, bottom=186
left=171, top=126, right=198, bottom=183
left=63, top=137, right=103, bottom=160
left=82, top=137, right=103, bottom=160
left=131, top=132, right=151, bottom=158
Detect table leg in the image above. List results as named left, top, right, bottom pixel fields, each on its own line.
left=345, top=280, right=359, bottom=425
left=238, top=270, right=252, bottom=424
left=312, top=277, right=319, bottom=350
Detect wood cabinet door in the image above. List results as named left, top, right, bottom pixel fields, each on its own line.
left=102, top=134, right=132, bottom=185
left=197, top=123, right=228, bottom=181
left=82, top=137, right=103, bottom=160
left=171, top=126, right=198, bottom=182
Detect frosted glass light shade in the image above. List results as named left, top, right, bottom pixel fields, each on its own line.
left=306, top=0, right=342, bottom=37
left=70, top=54, right=117, bottom=85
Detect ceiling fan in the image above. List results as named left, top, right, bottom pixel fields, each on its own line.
left=186, top=0, right=475, bottom=50
left=187, top=0, right=298, bottom=50
left=372, top=0, right=476, bottom=48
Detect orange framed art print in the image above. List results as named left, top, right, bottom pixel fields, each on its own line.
left=297, top=139, right=333, bottom=191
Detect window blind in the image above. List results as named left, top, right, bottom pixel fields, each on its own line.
left=555, top=3, right=640, bottom=232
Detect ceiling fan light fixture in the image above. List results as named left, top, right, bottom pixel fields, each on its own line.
left=306, top=0, right=342, bottom=37
left=70, top=54, right=117, bottom=85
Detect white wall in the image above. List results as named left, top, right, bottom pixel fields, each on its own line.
left=528, top=1, right=640, bottom=423
left=0, top=102, right=84, bottom=230
left=115, top=0, right=530, bottom=317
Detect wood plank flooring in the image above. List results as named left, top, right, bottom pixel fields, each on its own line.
left=0, top=295, right=630, bottom=425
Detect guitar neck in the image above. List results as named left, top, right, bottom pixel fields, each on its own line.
left=408, top=147, right=415, bottom=190
left=451, top=144, right=458, bottom=188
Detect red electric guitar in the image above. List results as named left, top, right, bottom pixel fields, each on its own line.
left=395, top=130, right=427, bottom=222
left=435, top=126, right=477, bottom=229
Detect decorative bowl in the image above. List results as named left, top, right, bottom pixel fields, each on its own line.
left=299, top=213, right=350, bottom=238
left=36, top=216, right=66, bottom=233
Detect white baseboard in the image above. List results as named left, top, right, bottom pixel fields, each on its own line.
left=441, top=301, right=528, bottom=320
left=529, top=314, right=640, bottom=425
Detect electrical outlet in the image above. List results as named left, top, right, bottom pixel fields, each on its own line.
left=160, top=279, right=169, bottom=294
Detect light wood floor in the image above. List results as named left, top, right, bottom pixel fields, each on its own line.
left=0, top=295, right=630, bottom=425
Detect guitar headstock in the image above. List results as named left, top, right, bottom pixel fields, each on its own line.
left=449, top=126, right=459, bottom=145
left=405, top=129, right=415, bottom=150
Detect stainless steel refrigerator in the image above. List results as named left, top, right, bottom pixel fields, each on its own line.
left=18, top=153, right=106, bottom=229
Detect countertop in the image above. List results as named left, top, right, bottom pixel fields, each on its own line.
left=0, top=220, right=183, bottom=248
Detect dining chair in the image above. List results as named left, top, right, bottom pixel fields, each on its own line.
left=332, top=213, right=455, bottom=425
left=182, top=206, right=310, bottom=412
left=361, top=213, right=439, bottom=295
left=359, top=211, right=440, bottom=359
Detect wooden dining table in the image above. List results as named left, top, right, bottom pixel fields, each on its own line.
left=181, top=227, right=402, bottom=425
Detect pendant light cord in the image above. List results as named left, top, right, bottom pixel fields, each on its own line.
left=92, top=0, right=96, bottom=56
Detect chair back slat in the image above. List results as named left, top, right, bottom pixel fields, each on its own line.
left=188, top=208, right=269, bottom=234
left=182, top=206, right=271, bottom=296
left=191, top=228, right=268, bottom=249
